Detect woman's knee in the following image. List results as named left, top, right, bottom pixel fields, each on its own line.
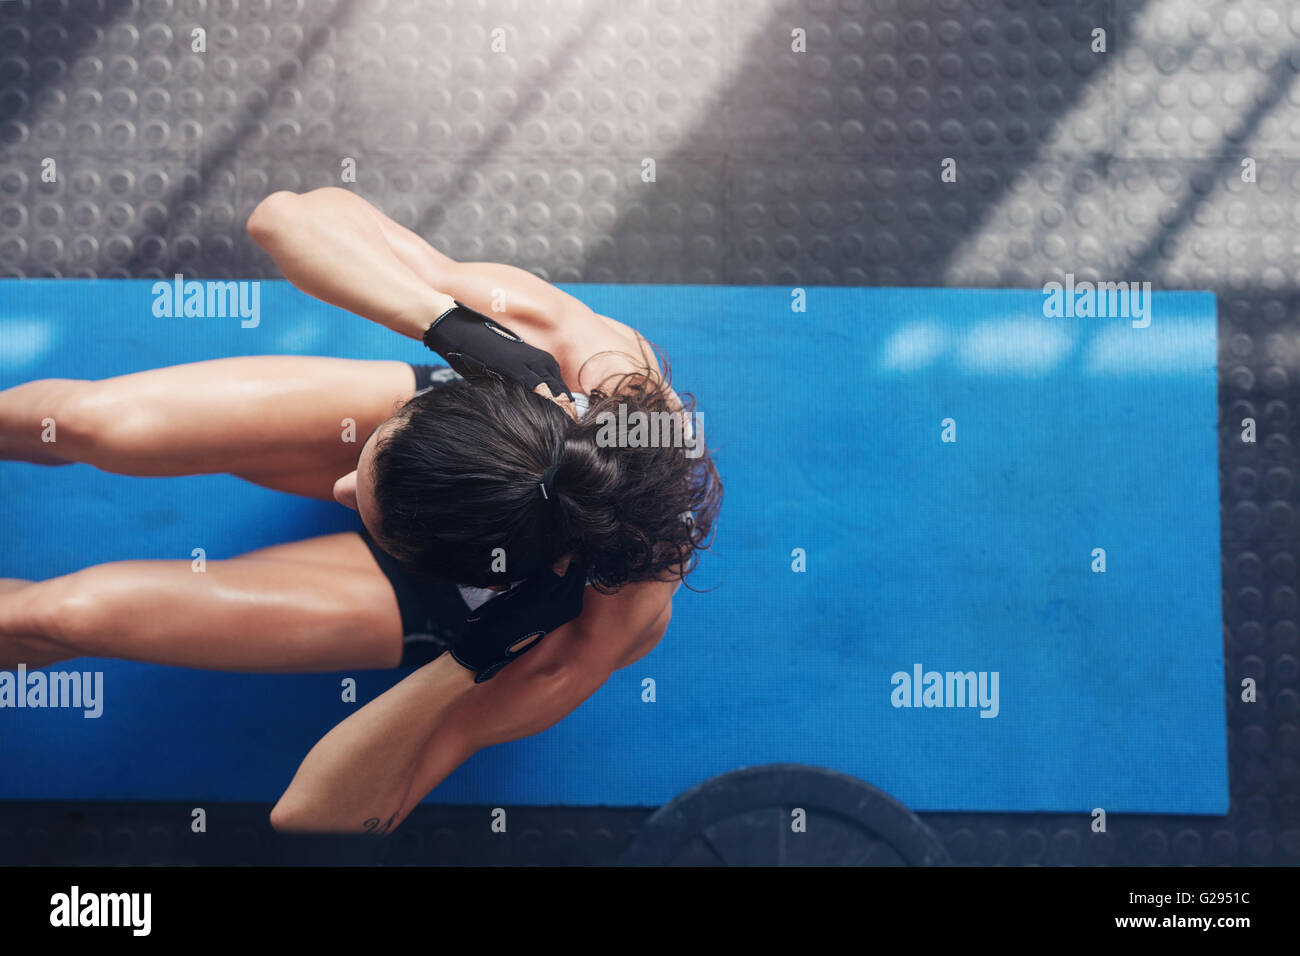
left=2, top=575, right=106, bottom=656
left=51, top=381, right=167, bottom=471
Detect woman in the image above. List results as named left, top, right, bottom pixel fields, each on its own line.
left=0, top=187, right=721, bottom=834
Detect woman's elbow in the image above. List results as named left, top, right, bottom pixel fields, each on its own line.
left=268, top=794, right=313, bottom=833
left=268, top=781, right=348, bottom=834
left=246, top=190, right=300, bottom=243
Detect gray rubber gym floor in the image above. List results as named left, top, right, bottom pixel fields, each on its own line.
left=0, top=0, right=1296, bottom=864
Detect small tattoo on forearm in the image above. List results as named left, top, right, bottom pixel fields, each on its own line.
left=362, top=813, right=396, bottom=836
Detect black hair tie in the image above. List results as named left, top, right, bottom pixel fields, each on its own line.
left=539, top=463, right=560, bottom=501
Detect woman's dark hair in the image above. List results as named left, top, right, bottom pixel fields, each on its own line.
left=369, top=352, right=721, bottom=592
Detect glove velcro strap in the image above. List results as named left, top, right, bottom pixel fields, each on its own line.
left=450, top=629, right=548, bottom=683
left=422, top=302, right=474, bottom=350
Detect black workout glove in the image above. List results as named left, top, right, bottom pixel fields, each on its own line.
left=449, top=560, right=588, bottom=683
left=423, top=301, right=572, bottom=400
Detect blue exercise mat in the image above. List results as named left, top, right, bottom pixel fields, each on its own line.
left=0, top=279, right=1225, bottom=813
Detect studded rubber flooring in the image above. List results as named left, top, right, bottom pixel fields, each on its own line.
left=0, top=0, right=1296, bottom=864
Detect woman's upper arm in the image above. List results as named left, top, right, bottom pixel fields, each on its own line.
left=434, top=262, right=599, bottom=333
left=573, top=580, right=676, bottom=670
left=610, top=601, right=672, bottom=670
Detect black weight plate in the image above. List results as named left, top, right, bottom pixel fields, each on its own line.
left=619, top=764, right=949, bottom=867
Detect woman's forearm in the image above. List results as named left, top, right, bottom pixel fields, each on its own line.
left=247, top=188, right=455, bottom=339
left=271, top=622, right=618, bottom=834
left=270, top=654, right=476, bottom=834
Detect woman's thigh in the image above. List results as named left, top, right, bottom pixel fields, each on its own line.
left=8, top=533, right=405, bottom=672
left=35, top=356, right=417, bottom=497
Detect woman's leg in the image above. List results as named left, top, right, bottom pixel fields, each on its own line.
left=0, top=533, right=404, bottom=672
left=0, top=356, right=418, bottom=499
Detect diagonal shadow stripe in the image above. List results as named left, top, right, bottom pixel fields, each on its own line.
left=411, top=3, right=610, bottom=240
left=115, top=4, right=351, bottom=276
left=1120, top=48, right=1300, bottom=281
